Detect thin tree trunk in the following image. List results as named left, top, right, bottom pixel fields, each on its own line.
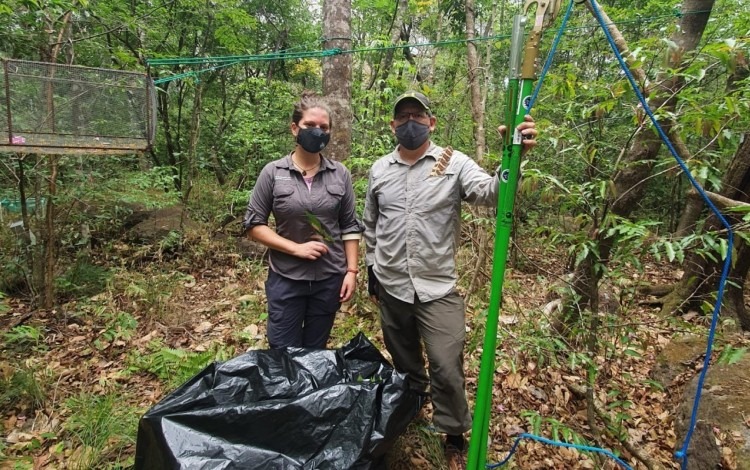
left=465, top=0, right=485, bottom=162
left=184, top=83, right=202, bottom=205
left=43, top=157, right=57, bottom=309
left=16, top=157, right=37, bottom=299
left=323, top=0, right=353, bottom=162
left=366, top=0, right=407, bottom=91
left=428, top=11, right=443, bottom=85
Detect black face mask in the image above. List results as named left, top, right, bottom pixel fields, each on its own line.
left=395, top=120, right=430, bottom=150
left=297, top=127, right=330, bottom=153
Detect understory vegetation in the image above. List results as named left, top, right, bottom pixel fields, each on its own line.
left=0, top=169, right=745, bottom=469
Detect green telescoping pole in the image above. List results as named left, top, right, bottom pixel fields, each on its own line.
left=466, top=13, right=538, bottom=470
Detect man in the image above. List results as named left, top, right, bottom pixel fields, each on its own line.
left=363, top=91, right=536, bottom=469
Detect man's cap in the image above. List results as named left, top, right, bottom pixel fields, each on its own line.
left=393, top=91, right=431, bottom=115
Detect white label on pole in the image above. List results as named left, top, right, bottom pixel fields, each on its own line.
left=513, top=129, right=523, bottom=145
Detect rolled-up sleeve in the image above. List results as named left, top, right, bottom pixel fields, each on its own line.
left=243, top=163, right=274, bottom=231
left=338, top=169, right=364, bottom=239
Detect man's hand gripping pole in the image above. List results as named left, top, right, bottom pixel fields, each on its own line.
left=466, top=2, right=560, bottom=470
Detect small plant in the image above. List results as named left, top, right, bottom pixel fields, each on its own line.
left=63, top=392, right=139, bottom=470
left=3, top=325, right=46, bottom=351
left=116, top=270, right=186, bottom=323
left=0, top=291, right=9, bottom=314
left=717, top=344, right=747, bottom=365
left=127, top=340, right=234, bottom=389
left=93, top=310, right=138, bottom=350
left=0, top=363, right=49, bottom=412
left=55, top=260, right=111, bottom=300
left=520, top=410, right=587, bottom=444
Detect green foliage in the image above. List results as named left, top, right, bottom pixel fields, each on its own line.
left=3, top=325, right=46, bottom=352
left=0, top=363, right=49, bottom=412
left=55, top=260, right=112, bottom=300
left=717, top=345, right=747, bottom=365
left=127, top=340, right=234, bottom=389
left=521, top=410, right=588, bottom=445
left=92, top=308, right=138, bottom=349
left=0, top=291, right=9, bottom=314
left=63, top=392, right=139, bottom=470
left=113, top=270, right=188, bottom=321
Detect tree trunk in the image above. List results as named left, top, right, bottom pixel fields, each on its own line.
left=428, top=10, right=443, bottom=85
left=570, top=0, right=715, bottom=312
left=465, top=0, right=485, bottom=162
left=183, top=82, right=203, bottom=205
left=323, top=0, right=353, bottom=162
left=661, top=133, right=750, bottom=328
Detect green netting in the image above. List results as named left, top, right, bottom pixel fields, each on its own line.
left=1, top=59, right=156, bottom=155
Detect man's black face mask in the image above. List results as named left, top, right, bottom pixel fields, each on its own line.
left=395, top=120, right=430, bottom=150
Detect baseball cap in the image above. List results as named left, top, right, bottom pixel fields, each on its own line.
left=393, top=91, right=431, bottom=116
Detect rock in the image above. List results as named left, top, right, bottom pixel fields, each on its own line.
left=650, top=334, right=706, bottom=387
left=127, top=204, right=198, bottom=242
left=674, top=354, right=750, bottom=469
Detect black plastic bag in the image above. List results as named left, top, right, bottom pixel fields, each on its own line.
left=134, top=333, right=421, bottom=469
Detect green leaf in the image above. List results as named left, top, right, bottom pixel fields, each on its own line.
left=719, top=238, right=728, bottom=260
left=665, top=242, right=676, bottom=263
left=718, top=346, right=747, bottom=365
left=305, top=211, right=335, bottom=244
left=574, top=244, right=590, bottom=268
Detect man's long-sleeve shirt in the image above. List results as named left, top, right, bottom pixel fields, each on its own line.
left=363, top=142, right=499, bottom=303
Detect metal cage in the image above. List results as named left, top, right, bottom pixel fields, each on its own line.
left=1, top=59, right=156, bottom=155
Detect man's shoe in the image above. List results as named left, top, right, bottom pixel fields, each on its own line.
left=444, top=443, right=466, bottom=470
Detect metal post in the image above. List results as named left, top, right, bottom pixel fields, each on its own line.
left=466, top=14, right=528, bottom=470
left=466, top=1, right=561, bottom=468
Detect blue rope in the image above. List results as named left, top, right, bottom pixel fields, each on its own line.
left=585, top=1, right=733, bottom=469
left=493, top=0, right=733, bottom=468
left=489, top=433, right=634, bottom=469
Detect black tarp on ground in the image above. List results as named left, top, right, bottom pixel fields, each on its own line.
left=134, top=333, right=421, bottom=469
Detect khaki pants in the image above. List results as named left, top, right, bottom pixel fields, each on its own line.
left=378, top=287, right=472, bottom=435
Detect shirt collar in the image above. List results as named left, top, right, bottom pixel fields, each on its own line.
left=274, top=152, right=335, bottom=172
left=387, top=141, right=440, bottom=165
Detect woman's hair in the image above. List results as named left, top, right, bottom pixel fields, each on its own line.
left=292, top=91, right=333, bottom=128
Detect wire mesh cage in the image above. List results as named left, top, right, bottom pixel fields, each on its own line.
left=1, top=59, right=156, bottom=155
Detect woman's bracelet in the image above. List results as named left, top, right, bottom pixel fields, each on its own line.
left=346, top=268, right=359, bottom=275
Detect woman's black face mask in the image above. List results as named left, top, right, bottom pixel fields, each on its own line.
left=297, top=127, right=330, bottom=153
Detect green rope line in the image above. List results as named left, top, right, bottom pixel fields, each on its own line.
left=146, top=9, right=715, bottom=79
left=148, top=49, right=341, bottom=66
left=152, top=60, right=242, bottom=85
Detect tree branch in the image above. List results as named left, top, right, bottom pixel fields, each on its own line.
left=568, top=383, right=663, bottom=470
left=687, top=188, right=750, bottom=210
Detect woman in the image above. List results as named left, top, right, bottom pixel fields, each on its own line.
left=243, top=91, right=362, bottom=349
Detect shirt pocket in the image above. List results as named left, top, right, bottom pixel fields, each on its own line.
left=418, top=170, right=457, bottom=212
left=272, top=183, right=297, bottom=216
left=323, top=184, right=345, bottom=213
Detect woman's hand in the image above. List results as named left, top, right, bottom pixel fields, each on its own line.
left=340, top=272, right=357, bottom=302
left=294, top=241, right=329, bottom=260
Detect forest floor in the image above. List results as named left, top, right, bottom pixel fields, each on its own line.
left=0, top=218, right=744, bottom=469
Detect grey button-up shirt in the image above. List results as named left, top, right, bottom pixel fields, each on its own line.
left=244, top=153, right=363, bottom=281
left=363, top=142, right=499, bottom=303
